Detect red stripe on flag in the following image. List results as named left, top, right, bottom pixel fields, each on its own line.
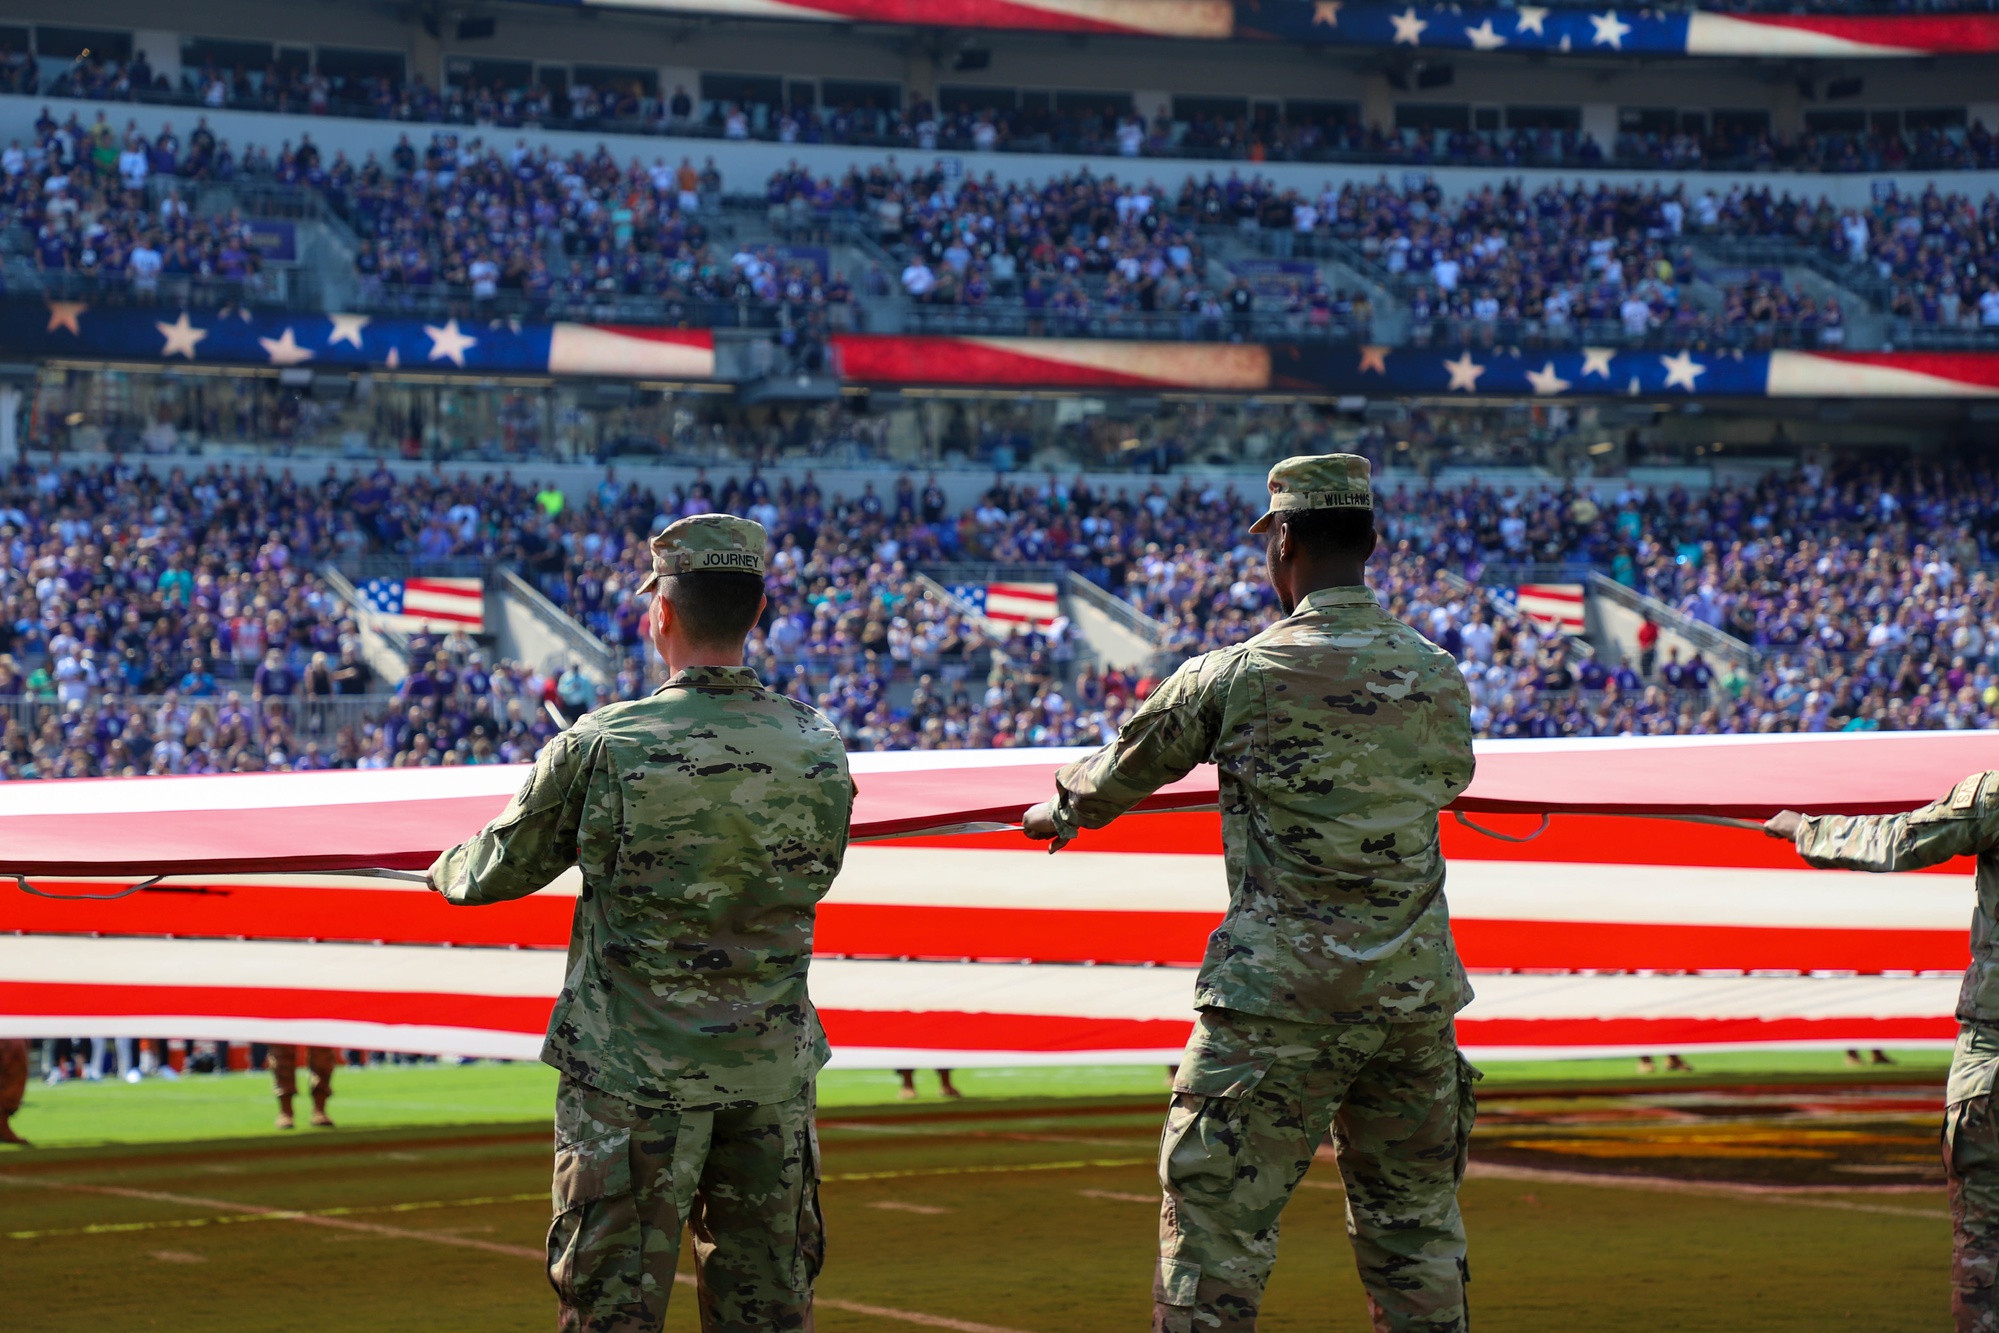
left=1725, top=13, right=1999, bottom=53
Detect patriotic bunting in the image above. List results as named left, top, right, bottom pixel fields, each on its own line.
left=512, top=0, right=1999, bottom=57
left=12, top=301, right=1999, bottom=400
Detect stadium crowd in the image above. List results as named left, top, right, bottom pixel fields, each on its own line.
left=3, top=108, right=857, bottom=329
left=0, top=450, right=1994, bottom=782
left=10, top=102, right=1999, bottom=346
left=13, top=43, right=1999, bottom=176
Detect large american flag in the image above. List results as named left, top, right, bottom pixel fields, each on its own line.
left=2, top=735, right=1992, bottom=1066
left=951, top=582, right=1061, bottom=632
left=357, top=576, right=486, bottom=633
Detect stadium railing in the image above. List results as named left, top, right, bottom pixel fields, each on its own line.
left=1588, top=571, right=1761, bottom=675
left=496, top=568, right=621, bottom=684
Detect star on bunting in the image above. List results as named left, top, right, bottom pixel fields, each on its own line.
left=155, top=312, right=207, bottom=359
left=1525, top=361, right=1572, bottom=395
left=259, top=327, right=314, bottom=366
left=327, top=313, right=371, bottom=349
left=1659, top=351, right=1706, bottom=392
left=1442, top=352, right=1485, bottom=392
left=424, top=319, right=478, bottom=367
left=1589, top=9, right=1631, bottom=48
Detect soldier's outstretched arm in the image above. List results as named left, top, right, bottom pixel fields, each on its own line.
left=1029, top=654, right=1227, bottom=848
left=427, top=728, right=593, bottom=905
left=1785, top=772, right=1999, bottom=874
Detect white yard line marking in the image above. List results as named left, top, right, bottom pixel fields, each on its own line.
left=866, top=1201, right=952, bottom=1215
left=1077, top=1189, right=1156, bottom=1203
left=0, top=1177, right=544, bottom=1256
left=150, top=1249, right=207, bottom=1263
left=1466, top=1162, right=1947, bottom=1218
left=5, top=1173, right=1045, bottom=1333
left=816, top=1295, right=1041, bottom=1333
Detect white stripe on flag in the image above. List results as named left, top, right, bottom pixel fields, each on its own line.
left=984, top=582, right=1059, bottom=625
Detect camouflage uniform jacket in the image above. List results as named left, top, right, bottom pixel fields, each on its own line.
left=1051, top=584, right=1477, bottom=1026
left=1796, top=770, right=1999, bottom=1040
left=429, top=666, right=854, bottom=1111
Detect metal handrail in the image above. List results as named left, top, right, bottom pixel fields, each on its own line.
left=498, top=568, right=619, bottom=682
left=1587, top=571, right=1759, bottom=671
left=1062, top=570, right=1169, bottom=647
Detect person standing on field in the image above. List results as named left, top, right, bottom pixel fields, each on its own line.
left=1025, top=454, right=1480, bottom=1333
left=270, top=1044, right=336, bottom=1130
left=0, top=1038, right=28, bottom=1144
left=430, top=515, right=853, bottom=1333
left=1767, top=772, right=1999, bottom=1333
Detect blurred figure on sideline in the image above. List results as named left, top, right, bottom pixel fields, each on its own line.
left=272, top=1045, right=337, bottom=1130
left=0, top=1039, right=28, bottom=1144
left=896, top=1068, right=961, bottom=1099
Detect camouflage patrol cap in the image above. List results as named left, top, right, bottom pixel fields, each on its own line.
left=636, top=513, right=768, bottom=593
left=1248, top=453, right=1373, bottom=534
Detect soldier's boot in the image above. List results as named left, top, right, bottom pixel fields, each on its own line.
left=897, top=1069, right=918, bottom=1100
left=275, top=1094, right=295, bottom=1131
left=1152, top=1278, right=1261, bottom=1333
left=1666, top=1054, right=1693, bottom=1072
left=938, top=1069, right=962, bottom=1100
left=1871, top=1049, right=1896, bottom=1065
left=309, top=1096, right=334, bottom=1129
left=0, top=1111, right=26, bottom=1146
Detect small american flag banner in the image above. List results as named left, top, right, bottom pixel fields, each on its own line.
left=1514, top=584, right=1586, bottom=636
left=358, top=576, right=486, bottom=633
left=948, top=582, right=1061, bottom=633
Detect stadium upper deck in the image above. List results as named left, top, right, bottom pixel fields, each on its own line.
left=7, top=0, right=1999, bottom=164
left=3, top=0, right=1999, bottom=408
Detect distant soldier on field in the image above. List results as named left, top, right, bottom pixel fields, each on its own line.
left=1768, top=772, right=1999, bottom=1333
left=430, top=515, right=852, bottom=1333
left=270, top=1044, right=336, bottom=1130
left=0, top=1038, right=28, bottom=1144
left=1025, top=454, right=1480, bottom=1333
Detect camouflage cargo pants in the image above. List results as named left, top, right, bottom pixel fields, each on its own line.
left=1947, top=1023, right=1999, bottom=1332
left=548, top=1074, right=823, bottom=1333
left=1155, top=1008, right=1478, bottom=1333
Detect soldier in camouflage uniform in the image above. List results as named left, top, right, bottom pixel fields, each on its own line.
left=429, top=515, right=853, bottom=1333
left=1769, top=772, right=1999, bottom=1333
left=1025, top=454, right=1479, bottom=1333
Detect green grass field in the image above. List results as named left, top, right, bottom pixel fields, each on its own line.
left=0, top=1054, right=1956, bottom=1331
left=3, top=1048, right=1954, bottom=1150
